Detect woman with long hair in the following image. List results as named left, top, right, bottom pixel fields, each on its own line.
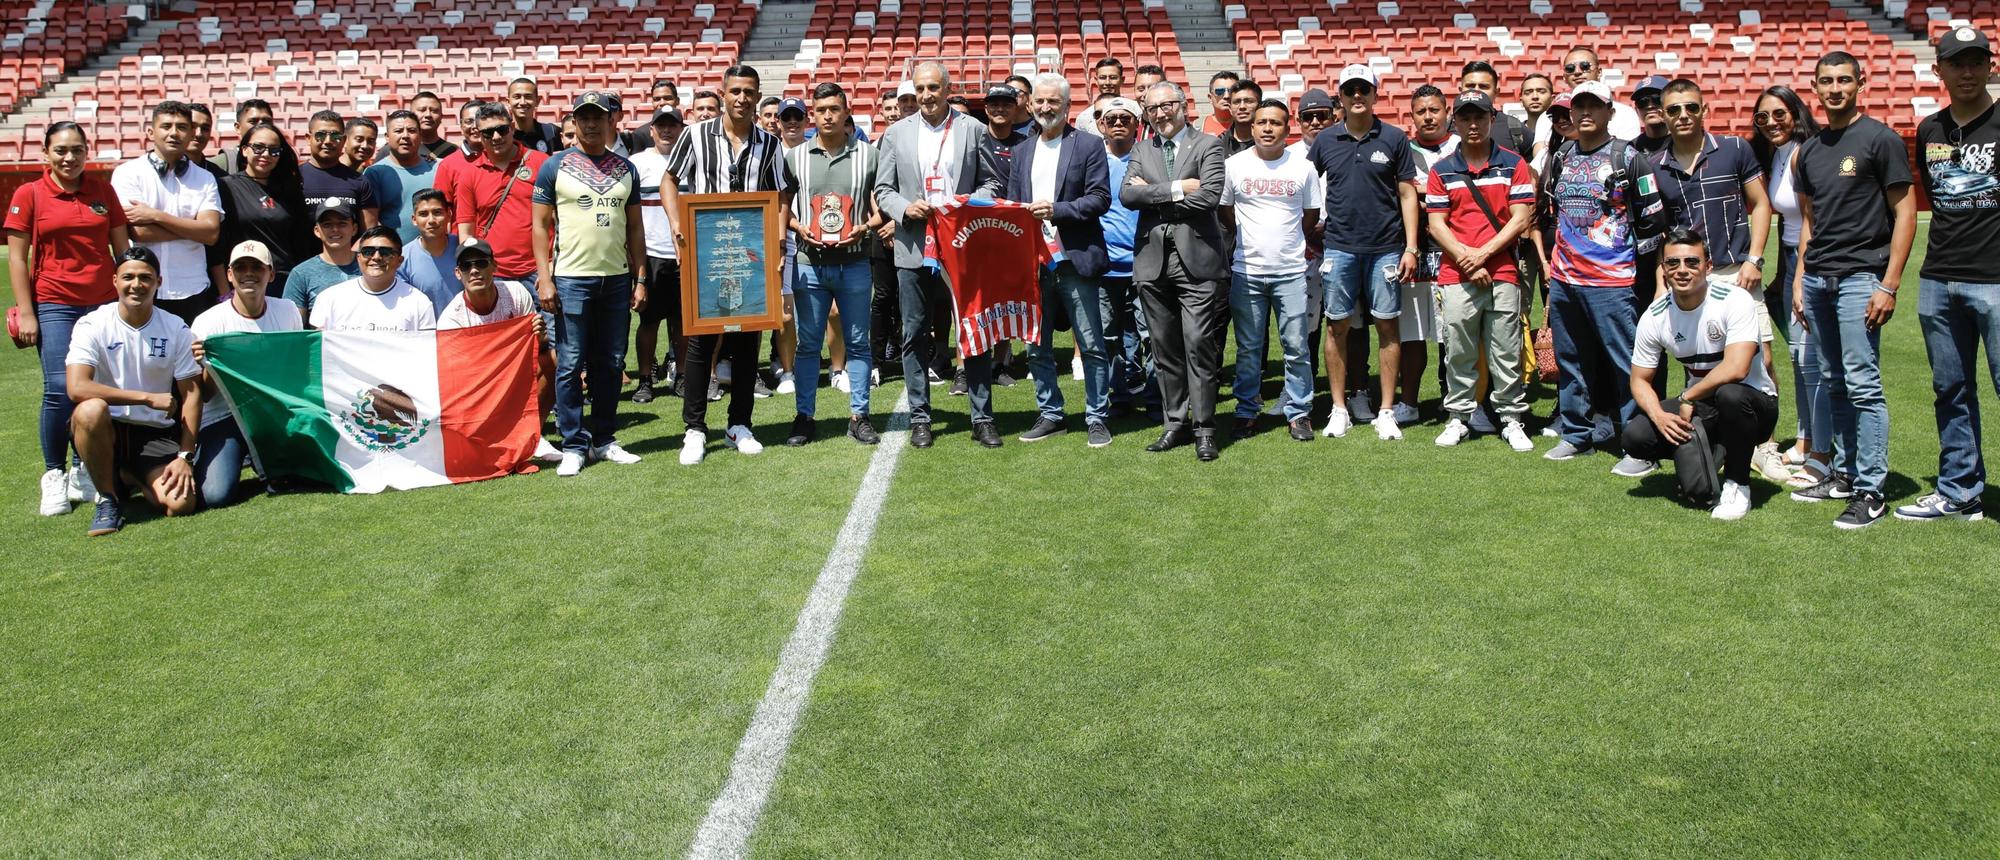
left=1750, top=85, right=1831, bottom=484
left=211, top=122, right=316, bottom=293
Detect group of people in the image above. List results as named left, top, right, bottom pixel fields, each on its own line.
left=9, top=29, right=1998, bottom=535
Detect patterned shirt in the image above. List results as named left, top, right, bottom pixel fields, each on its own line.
left=531, top=148, right=638, bottom=278
left=1650, top=134, right=1763, bottom=267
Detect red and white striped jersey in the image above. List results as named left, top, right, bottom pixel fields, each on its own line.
left=927, top=197, right=1051, bottom=359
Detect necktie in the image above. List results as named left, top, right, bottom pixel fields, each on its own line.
left=1162, top=138, right=1177, bottom=177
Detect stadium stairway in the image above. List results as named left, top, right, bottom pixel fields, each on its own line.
left=0, top=18, right=177, bottom=154
left=742, top=0, right=816, bottom=91
left=1161, top=0, right=1247, bottom=126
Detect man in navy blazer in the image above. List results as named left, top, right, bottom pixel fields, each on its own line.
left=1008, top=74, right=1115, bottom=446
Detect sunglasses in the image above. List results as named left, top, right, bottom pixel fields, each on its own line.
left=476, top=124, right=513, bottom=138
left=1661, top=256, right=1705, bottom=270
left=247, top=142, right=283, bottom=156
left=1664, top=103, right=1703, bottom=118
left=1636, top=96, right=1663, bottom=110
left=1753, top=108, right=1790, bottom=126
left=1564, top=61, right=1596, bottom=73
left=1550, top=109, right=1574, bottom=121
left=1099, top=114, right=1136, bottom=125
left=1299, top=110, right=1333, bottom=123
left=311, top=130, right=344, bottom=141
left=356, top=246, right=399, bottom=259
left=455, top=257, right=493, bottom=272
left=1212, top=87, right=1232, bottom=96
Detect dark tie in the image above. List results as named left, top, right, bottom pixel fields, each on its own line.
left=1162, top=138, right=1177, bottom=177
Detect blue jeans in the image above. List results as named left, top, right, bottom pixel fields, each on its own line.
left=35, top=302, right=92, bottom=471
left=1917, top=278, right=2000, bottom=504
left=1027, top=263, right=1110, bottom=425
left=1231, top=271, right=1312, bottom=421
left=899, top=266, right=992, bottom=426
left=1548, top=279, right=1641, bottom=446
left=552, top=274, right=633, bottom=453
left=1769, top=244, right=1832, bottom=452
left=1803, top=272, right=1889, bottom=494
left=195, top=416, right=247, bottom=509
left=1099, top=275, right=1160, bottom=407
left=795, top=258, right=874, bottom=418
left=1322, top=248, right=1402, bottom=320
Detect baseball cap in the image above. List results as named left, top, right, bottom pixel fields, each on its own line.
left=895, top=80, right=917, bottom=98
left=1337, top=64, right=1378, bottom=89
left=1298, top=88, right=1336, bottom=113
left=985, top=85, right=1020, bottom=103
left=228, top=240, right=273, bottom=266
left=1098, top=96, right=1142, bottom=120
left=573, top=90, right=621, bottom=113
left=1551, top=92, right=1575, bottom=111
left=457, top=238, right=495, bottom=264
left=1632, top=75, right=1670, bottom=97
left=778, top=97, right=808, bottom=118
left=1938, top=25, right=1993, bottom=59
left=1570, top=80, right=1614, bottom=105
left=651, top=105, right=683, bottom=126
left=1453, top=90, right=1494, bottom=116
left=312, top=199, right=358, bottom=223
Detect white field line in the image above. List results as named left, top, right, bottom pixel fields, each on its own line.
left=684, top=391, right=912, bottom=860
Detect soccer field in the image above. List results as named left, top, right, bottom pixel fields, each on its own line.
left=4, top=228, right=1998, bottom=857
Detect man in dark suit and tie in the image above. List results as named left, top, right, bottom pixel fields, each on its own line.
left=1008, top=74, right=1114, bottom=447
left=1119, top=82, right=1230, bottom=461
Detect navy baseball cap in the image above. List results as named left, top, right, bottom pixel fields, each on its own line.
left=985, top=85, right=1020, bottom=103
left=778, top=97, right=808, bottom=118
left=1299, top=88, right=1335, bottom=113
left=1632, top=75, right=1671, bottom=97
left=572, top=90, right=621, bottom=113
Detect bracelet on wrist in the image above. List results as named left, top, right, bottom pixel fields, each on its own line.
left=1874, top=284, right=1898, bottom=296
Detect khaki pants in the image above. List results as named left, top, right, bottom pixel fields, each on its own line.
left=1442, top=280, right=1529, bottom=421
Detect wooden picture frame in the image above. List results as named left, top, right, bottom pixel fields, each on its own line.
left=679, top=191, right=786, bottom=336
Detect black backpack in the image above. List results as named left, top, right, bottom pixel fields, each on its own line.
left=1536, top=138, right=1670, bottom=253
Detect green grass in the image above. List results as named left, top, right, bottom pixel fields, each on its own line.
left=4, top=227, right=1999, bottom=858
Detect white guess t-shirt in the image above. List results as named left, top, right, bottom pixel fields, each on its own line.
left=437, top=280, right=538, bottom=330
left=64, top=303, right=200, bottom=427
left=190, top=296, right=304, bottom=427
left=1221, top=148, right=1325, bottom=277
left=1632, top=286, right=1777, bottom=396
left=309, top=276, right=438, bottom=332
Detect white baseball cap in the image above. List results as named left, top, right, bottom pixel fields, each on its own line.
left=228, top=240, right=273, bottom=267
left=895, top=80, right=917, bottom=98
left=1570, top=80, right=1615, bottom=105
left=1337, top=64, right=1377, bottom=89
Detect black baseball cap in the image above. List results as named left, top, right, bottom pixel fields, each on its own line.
left=985, top=85, right=1020, bottom=103
left=312, top=199, right=358, bottom=223
left=1299, top=88, right=1336, bottom=113
left=573, top=91, right=621, bottom=113
left=651, top=106, right=684, bottom=126
left=1453, top=90, right=1495, bottom=116
left=457, top=238, right=495, bottom=264
left=1938, top=25, right=1993, bottom=59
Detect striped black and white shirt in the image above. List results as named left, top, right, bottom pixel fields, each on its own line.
left=664, top=118, right=791, bottom=194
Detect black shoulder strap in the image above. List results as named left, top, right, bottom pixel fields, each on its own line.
left=1448, top=163, right=1508, bottom=233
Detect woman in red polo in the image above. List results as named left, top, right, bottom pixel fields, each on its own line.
left=5, top=121, right=130, bottom=516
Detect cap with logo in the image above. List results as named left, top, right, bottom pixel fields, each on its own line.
left=778, top=97, right=808, bottom=118
left=1938, top=25, right=1992, bottom=59
left=457, top=238, right=495, bottom=263
left=1551, top=92, right=1575, bottom=111
left=312, top=199, right=359, bottom=223
left=1098, top=96, right=1143, bottom=120
left=1453, top=90, right=1494, bottom=115
left=572, top=91, right=621, bottom=113
left=985, top=85, right=1020, bottom=103
left=228, top=240, right=274, bottom=266
left=651, top=105, right=684, bottom=126
left=1299, top=88, right=1336, bottom=113
left=1631, top=75, right=1671, bottom=97
left=1337, top=64, right=1378, bottom=89
left=1569, top=80, right=1614, bottom=105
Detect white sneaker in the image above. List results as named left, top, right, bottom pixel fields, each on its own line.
left=1540, top=424, right=1561, bottom=438
left=1347, top=390, right=1376, bottom=421
left=724, top=424, right=764, bottom=455
left=1373, top=409, right=1402, bottom=441
left=66, top=465, right=97, bottom=503
left=1501, top=420, right=1534, bottom=453
left=1469, top=405, right=1497, bottom=434
left=831, top=370, right=850, bottom=393
left=1321, top=406, right=1351, bottom=438
left=775, top=371, right=796, bottom=394
left=716, top=359, right=734, bottom=385
left=1071, top=354, right=1084, bottom=380
left=39, top=468, right=70, bottom=516
left=871, top=368, right=881, bottom=388
left=533, top=436, right=564, bottom=463
left=680, top=430, right=707, bottom=465
left=556, top=451, right=585, bottom=477
left=1751, top=441, right=1793, bottom=483
left=1435, top=418, right=1470, bottom=447
left=591, top=442, right=642, bottom=464
left=1391, top=401, right=1419, bottom=425
left=1711, top=480, right=1751, bottom=521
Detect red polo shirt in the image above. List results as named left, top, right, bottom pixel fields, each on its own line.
left=4, top=173, right=127, bottom=306
left=451, top=147, right=548, bottom=280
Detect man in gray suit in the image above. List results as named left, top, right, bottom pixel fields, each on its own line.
left=1120, top=82, right=1230, bottom=462
left=874, top=61, right=1008, bottom=450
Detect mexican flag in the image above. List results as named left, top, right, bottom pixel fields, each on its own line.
left=204, top=316, right=541, bottom=494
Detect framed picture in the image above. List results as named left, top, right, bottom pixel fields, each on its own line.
left=679, top=191, right=786, bottom=336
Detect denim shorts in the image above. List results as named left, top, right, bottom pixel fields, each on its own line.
left=1322, top=248, right=1403, bottom=321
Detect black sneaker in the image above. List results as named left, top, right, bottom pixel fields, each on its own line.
left=1790, top=472, right=1853, bottom=503
left=1020, top=417, right=1066, bottom=442
left=631, top=374, right=656, bottom=404
left=1834, top=491, right=1887, bottom=530
left=950, top=367, right=969, bottom=396
left=1289, top=417, right=1314, bottom=441
left=848, top=416, right=881, bottom=445
left=910, top=422, right=934, bottom=448
left=785, top=414, right=815, bottom=447
left=1086, top=421, right=1112, bottom=448
left=87, top=498, right=124, bottom=536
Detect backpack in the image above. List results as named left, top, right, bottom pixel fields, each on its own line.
left=1536, top=138, right=1670, bottom=254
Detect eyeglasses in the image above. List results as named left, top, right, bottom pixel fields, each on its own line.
left=311, top=130, right=344, bottom=141
left=455, top=257, right=493, bottom=272
left=356, top=246, right=399, bottom=259
left=1752, top=108, right=1790, bottom=126
left=1563, top=61, right=1596, bottom=73
left=1144, top=100, right=1183, bottom=114
left=1663, top=103, right=1703, bottom=118
left=247, top=142, right=282, bottom=156
left=1661, top=256, right=1705, bottom=270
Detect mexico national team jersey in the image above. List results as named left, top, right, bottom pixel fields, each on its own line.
left=531, top=148, right=638, bottom=278
left=1631, top=286, right=1777, bottom=396
left=927, top=198, right=1050, bottom=358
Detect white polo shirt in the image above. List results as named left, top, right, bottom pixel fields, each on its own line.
left=109, top=154, right=223, bottom=300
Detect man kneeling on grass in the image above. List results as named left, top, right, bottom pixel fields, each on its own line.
left=67, top=248, right=203, bottom=535
left=1622, top=229, right=1779, bottom=520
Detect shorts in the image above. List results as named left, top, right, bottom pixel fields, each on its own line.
left=1399, top=281, right=1437, bottom=343
left=113, top=419, right=180, bottom=489
left=1708, top=265, right=1774, bottom=343
left=1322, top=248, right=1403, bottom=321
left=639, top=257, right=683, bottom=325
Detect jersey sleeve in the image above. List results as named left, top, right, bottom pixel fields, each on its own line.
left=172, top=324, right=201, bottom=380
left=1508, top=161, right=1537, bottom=205
left=530, top=156, right=561, bottom=206
left=1423, top=169, right=1448, bottom=213
left=1722, top=291, right=1759, bottom=346
left=1630, top=314, right=1664, bottom=370
left=3, top=183, right=33, bottom=234
left=64, top=313, right=102, bottom=368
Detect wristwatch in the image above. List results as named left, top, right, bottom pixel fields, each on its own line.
left=177, top=450, right=196, bottom=464
left=1744, top=254, right=1764, bottom=269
